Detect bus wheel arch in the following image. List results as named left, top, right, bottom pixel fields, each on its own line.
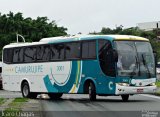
left=83, top=79, right=97, bottom=101
left=21, top=80, right=37, bottom=99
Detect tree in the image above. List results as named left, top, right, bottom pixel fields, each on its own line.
left=0, top=12, right=68, bottom=60
left=90, top=26, right=160, bottom=61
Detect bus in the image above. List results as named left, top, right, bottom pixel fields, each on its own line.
left=0, top=62, right=2, bottom=89
left=2, top=35, right=157, bottom=101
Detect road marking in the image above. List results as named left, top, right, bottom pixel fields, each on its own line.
left=140, top=94, right=160, bottom=100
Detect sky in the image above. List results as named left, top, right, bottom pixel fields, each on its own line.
left=0, top=0, right=160, bottom=35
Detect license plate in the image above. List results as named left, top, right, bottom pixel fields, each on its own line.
left=137, top=89, right=143, bottom=93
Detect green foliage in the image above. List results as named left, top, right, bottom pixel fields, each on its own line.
left=156, top=81, right=160, bottom=87
left=0, top=12, right=68, bottom=60
left=90, top=26, right=160, bottom=61
left=1, top=98, right=29, bottom=117
left=0, top=98, right=5, bottom=105
left=12, top=98, right=28, bottom=103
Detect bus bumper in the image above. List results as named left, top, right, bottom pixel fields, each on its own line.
left=115, top=84, right=157, bottom=95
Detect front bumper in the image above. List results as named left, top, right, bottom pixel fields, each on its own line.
left=115, top=84, right=157, bottom=95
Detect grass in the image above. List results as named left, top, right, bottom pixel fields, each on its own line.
left=9, top=98, right=28, bottom=107
left=0, top=98, right=5, bottom=105
left=12, top=98, right=28, bottom=103
left=156, top=81, right=160, bottom=87
left=0, top=98, right=29, bottom=117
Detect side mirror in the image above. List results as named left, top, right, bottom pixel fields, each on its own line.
left=113, top=49, right=118, bottom=62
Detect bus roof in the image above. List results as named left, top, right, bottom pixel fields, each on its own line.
left=40, top=35, right=149, bottom=43
left=3, top=35, right=149, bottom=49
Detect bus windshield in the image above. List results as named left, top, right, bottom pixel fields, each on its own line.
left=114, top=41, right=155, bottom=78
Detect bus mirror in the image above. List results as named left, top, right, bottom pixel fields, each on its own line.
left=113, top=49, right=118, bottom=62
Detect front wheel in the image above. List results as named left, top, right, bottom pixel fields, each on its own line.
left=121, top=94, right=129, bottom=102
left=89, top=82, right=96, bottom=101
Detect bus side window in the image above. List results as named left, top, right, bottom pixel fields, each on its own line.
left=3, top=49, right=13, bottom=64
left=99, top=40, right=116, bottom=77
left=13, top=48, right=23, bottom=63
left=24, top=47, right=36, bottom=63
left=37, top=45, right=50, bottom=61
left=50, top=44, right=65, bottom=60
left=42, top=46, right=50, bottom=61
left=82, top=41, right=96, bottom=59
left=65, top=42, right=81, bottom=59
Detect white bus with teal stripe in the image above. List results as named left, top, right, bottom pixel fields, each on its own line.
left=2, top=35, right=157, bottom=101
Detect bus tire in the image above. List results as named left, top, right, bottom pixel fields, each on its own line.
left=21, top=82, right=31, bottom=98
left=48, top=93, right=63, bottom=100
left=121, top=94, right=129, bottom=102
left=89, top=82, right=96, bottom=101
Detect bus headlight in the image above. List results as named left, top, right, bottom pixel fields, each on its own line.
left=117, top=83, right=129, bottom=86
left=150, top=83, right=156, bottom=86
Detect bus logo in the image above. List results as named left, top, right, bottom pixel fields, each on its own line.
left=109, top=81, right=113, bottom=90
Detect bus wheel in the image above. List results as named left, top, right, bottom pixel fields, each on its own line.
left=121, top=95, right=129, bottom=102
left=21, top=82, right=31, bottom=98
left=89, top=82, right=96, bottom=101
left=48, top=93, right=63, bottom=100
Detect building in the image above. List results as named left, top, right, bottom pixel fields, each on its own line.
left=137, top=21, right=160, bottom=31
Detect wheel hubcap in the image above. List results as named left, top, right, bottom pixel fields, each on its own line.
left=23, top=85, right=29, bottom=97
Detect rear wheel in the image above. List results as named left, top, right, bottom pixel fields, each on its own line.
left=89, top=82, right=96, bottom=101
left=121, top=94, right=129, bottom=102
left=21, top=82, right=31, bottom=98
left=21, top=82, right=37, bottom=99
left=48, top=93, right=63, bottom=100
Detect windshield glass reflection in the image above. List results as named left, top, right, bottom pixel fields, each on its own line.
left=114, top=41, right=155, bottom=78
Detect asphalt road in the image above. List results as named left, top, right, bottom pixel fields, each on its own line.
left=39, top=94, right=160, bottom=117
left=0, top=90, right=22, bottom=98
left=0, top=90, right=160, bottom=117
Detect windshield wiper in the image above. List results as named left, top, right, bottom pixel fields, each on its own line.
left=142, top=54, right=151, bottom=78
